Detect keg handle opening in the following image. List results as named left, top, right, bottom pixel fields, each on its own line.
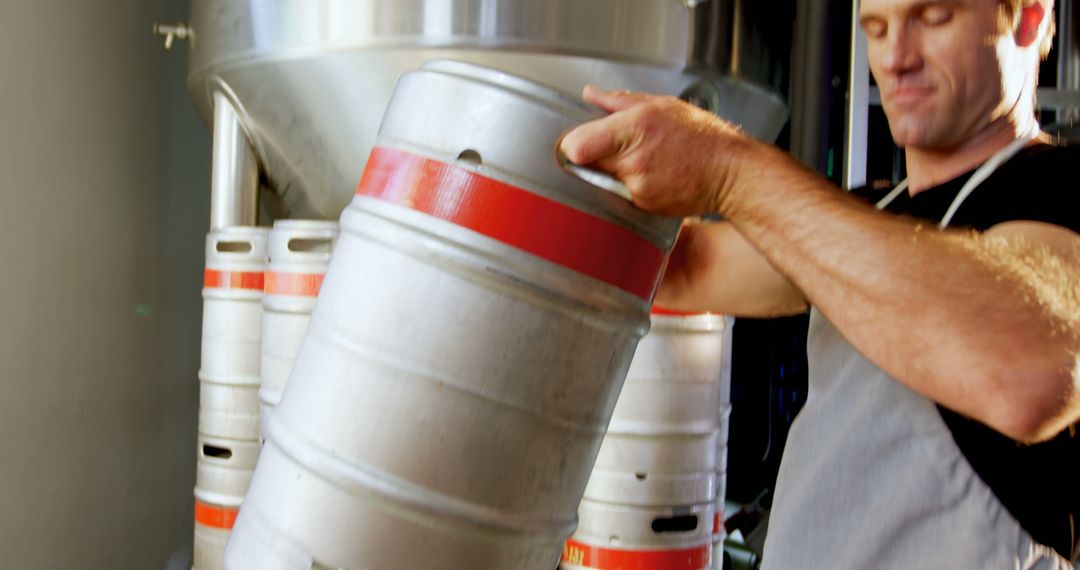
left=457, top=148, right=483, bottom=167
left=202, top=444, right=233, bottom=459
left=288, top=238, right=333, bottom=254
left=216, top=240, right=253, bottom=253
left=651, top=514, right=700, bottom=534
left=555, top=144, right=633, bottom=202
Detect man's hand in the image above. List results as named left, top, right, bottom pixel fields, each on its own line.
left=559, top=86, right=755, bottom=217
left=559, top=86, right=810, bottom=318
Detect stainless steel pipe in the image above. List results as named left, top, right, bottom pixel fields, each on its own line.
left=210, top=91, right=259, bottom=230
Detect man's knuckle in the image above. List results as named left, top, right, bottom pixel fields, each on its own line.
left=625, top=151, right=651, bottom=174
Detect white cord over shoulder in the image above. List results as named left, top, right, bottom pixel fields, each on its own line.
left=874, top=127, right=1040, bottom=228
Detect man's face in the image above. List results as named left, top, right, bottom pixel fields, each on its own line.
left=860, top=0, right=1019, bottom=150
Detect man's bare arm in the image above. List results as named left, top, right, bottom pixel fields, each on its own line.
left=730, top=147, right=1080, bottom=443
left=561, top=87, right=1080, bottom=443
left=657, top=221, right=808, bottom=318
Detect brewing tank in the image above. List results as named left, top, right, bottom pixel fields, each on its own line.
left=185, top=0, right=789, bottom=221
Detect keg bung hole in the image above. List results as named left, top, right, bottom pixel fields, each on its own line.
left=457, top=149, right=482, bottom=167
left=288, top=238, right=332, bottom=253
left=216, top=240, right=253, bottom=253
left=651, top=514, right=699, bottom=534
left=202, top=444, right=233, bottom=459
left=635, top=472, right=648, bottom=481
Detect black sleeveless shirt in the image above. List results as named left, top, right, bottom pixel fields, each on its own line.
left=853, top=142, right=1080, bottom=561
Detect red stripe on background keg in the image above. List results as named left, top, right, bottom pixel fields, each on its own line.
left=712, top=508, right=727, bottom=536
left=264, top=271, right=324, bottom=297
left=194, top=500, right=238, bottom=530
left=562, top=539, right=711, bottom=570
left=203, top=269, right=265, bottom=291
left=355, top=147, right=664, bottom=300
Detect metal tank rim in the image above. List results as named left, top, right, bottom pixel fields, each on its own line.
left=185, top=0, right=697, bottom=79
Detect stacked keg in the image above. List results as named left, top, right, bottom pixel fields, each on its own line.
left=562, top=309, right=730, bottom=570
left=713, top=316, right=734, bottom=569
left=259, top=220, right=339, bottom=436
left=223, top=61, right=681, bottom=570
left=194, top=227, right=269, bottom=570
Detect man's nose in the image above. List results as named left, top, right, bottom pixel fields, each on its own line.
left=880, top=23, right=922, bottom=74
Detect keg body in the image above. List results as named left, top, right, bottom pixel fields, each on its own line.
left=199, top=228, right=268, bottom=441
left=564, top=313, right=729, bottom=570
left=259, top=220, right=339, bottom=436
left=225, top=61, right=680, bottom=570
left=194, top=436, right=261, bottom=570
left=713, top=315, right=734, bottom=567
left=195, top=227, right=268, bottom=570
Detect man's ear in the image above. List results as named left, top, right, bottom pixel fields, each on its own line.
left=1016, top=1, right=1047, bottom=47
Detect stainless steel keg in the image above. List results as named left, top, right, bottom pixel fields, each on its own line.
left=224, top=61, right=681, bottom=570
left=563, top=311, right=729, bottom=570
left=259, top=220, right=339, bottom=437
left=196, top=227, right=269, bottom=570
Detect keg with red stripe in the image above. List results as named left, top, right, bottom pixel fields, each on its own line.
left=224, top=60, right=681, bottom=570
left=195, top=226, right=268, bottom=570
left=199, top=227, right=269, bottom=441
left=712, top=316, right=734, bottom=568
left=564, top=502, right=715, bottom=570
left=563, top=309, right=729, bottom=570
left=193, top=436, right=260, bottom=570
left=259, top=220, right=338, bottom=437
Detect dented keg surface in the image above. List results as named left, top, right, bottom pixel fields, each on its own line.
left=223, top=60, right=681, bottom=570
left=259, top=220, right=339, bottom=437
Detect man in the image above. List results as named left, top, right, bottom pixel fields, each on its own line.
left=560, top=0, right=1078, bottom=567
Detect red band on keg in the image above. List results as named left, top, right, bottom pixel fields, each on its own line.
left=194, top=500, right=238, bottom=530
left=204, top=269, right=264, bottom=291
left=264, top=271, right=325, bottom=297
left=562, top=539, right=710, bottom=570
left=712, top=509, right=725, bottom=536
left=356, top=147, right=665, bottom=300
left=651, top=306, right=703, bottom=316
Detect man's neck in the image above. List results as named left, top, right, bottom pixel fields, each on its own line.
left=904, top=116, right=1039, bottom=196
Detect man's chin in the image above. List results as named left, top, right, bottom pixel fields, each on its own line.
left=886, top=117, right=943, bottom=150
left=889, top=129, right=924, bottom=150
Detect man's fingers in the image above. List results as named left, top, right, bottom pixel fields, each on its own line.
left=582, top=85, right=651, bottom=112
left=559, top=112, right=629, bottom=167
left=560, top=85, right=654, bottom=165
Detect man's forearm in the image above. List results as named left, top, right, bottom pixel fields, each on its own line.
left=720, top=145, right=1080, bottom=442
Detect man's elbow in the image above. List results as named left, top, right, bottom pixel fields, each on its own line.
left=985, top=359, right=1080, bottom=444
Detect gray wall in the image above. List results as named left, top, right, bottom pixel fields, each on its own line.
left=0, top=0, right=209, bottom=567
